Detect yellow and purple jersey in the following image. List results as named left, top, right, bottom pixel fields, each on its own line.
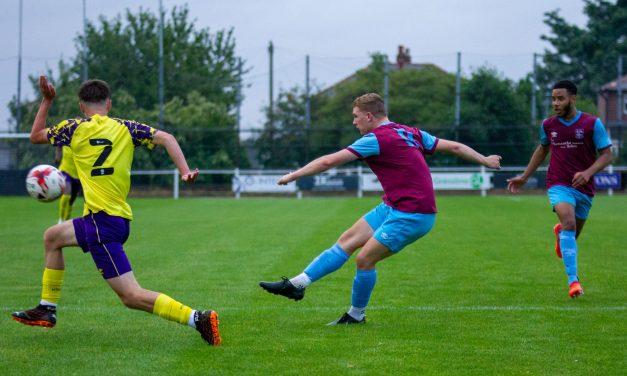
left=58, top=146, right=78, bottom=178
left=47, top=114, right=156, bottom=220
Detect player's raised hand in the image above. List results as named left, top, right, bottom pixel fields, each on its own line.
left=506, top=175, right=527, bottom=194
left=485, top=155, right=502, bottom=170
left=182, top=168, right=199, bottom=184
left=39, top=76, right=56, bottom=100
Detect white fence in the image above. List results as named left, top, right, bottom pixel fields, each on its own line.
left=132, top=165, right=626, bottom=199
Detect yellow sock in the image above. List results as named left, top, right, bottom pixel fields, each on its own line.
left=41, top=268, right=65, bottom=304
left=153, top=294, right=194, bottom=325
left=58, top=194, right=72, bottom=221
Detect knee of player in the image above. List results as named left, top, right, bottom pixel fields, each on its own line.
left=43, top=226, right=62, bottom=249
left=355, top=253, right=375, bottom=270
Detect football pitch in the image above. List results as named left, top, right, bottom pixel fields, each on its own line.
left=0, top=195, right=625, bottom=375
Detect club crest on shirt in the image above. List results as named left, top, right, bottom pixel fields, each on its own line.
left=575, top=128, right=584, bottom=140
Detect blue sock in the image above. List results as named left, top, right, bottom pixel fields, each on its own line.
left=351, top=269, right=377, bottom=309
left=560, top=230, right=579, bottom=285
left=303, top=244, right=349, bottom=282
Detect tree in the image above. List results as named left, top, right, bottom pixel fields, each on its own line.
left=538, top=0, right=627, bottom=100
left=459, top=67, right=534, bottom=165
left=9, top=5, right=245, bottom=170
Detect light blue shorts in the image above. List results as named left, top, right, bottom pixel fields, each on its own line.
left=363, top=202, right=436, bottom=253
left=547, top=185, right=593, bottom=220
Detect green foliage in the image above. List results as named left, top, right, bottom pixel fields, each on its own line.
left=256, top=55, right=537, bottom=167
left=255, top=87, right=311, bottom=168
left=9, top=5, right=245, bottom=170
left=538, top=0, right=627, bottom=100
left=458, top=67, right=535, bottom=165
left=1, top=196, right=626, bottom=375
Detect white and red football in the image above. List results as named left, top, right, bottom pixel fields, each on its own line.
left=25, top=164, right=65, bottom=202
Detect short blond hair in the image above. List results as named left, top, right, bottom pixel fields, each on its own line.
left=352, top=93, right=386, bottom=117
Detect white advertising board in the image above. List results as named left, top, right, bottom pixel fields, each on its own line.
left=362, top=172, right=493, bottom=191
left=232, top=175, right=296, bottom=193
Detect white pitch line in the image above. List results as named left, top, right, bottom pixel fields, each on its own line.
left=2, top=305, right=625, bottom=313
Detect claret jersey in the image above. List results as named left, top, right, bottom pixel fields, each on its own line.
left=346, top=122, right=439, bottom=214
left=48, top=114, right=156, bottom=219
left=540, top=111, right=611, bottom=197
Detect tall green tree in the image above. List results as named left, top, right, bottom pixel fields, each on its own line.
left=10, top=5, right=245, bottom=170
left=460, top=67, right=534, bottom=165
left=538, top=0, right=627, bottom=100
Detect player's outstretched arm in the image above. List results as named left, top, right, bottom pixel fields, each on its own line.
left=435, top=139, right=502, bottom=169
left=152, top=130, right=199, bottom=183
left=506, top=144, right=549, bottom=193
left=30, top=76, right=57, bottom=144
left=277, top=149, right=358, bottom=185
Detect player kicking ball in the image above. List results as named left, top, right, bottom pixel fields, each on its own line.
left=508, top=80, right=613, bottom=299
left=11, top=76, right=221, bottom=346
left=260, top=93, right=501, bottom=324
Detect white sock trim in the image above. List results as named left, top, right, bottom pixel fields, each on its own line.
left=348, top=306, right=365, bottom=320
left=289, top=273, right=312, bottom=289
left=40, top=299, right=57, bottom=308
left=187, top=310, right=198, bottom=328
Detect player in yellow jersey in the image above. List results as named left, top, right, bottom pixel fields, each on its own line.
left=55, top=146, right=82, bottom=223
left=11, top=76, right=221, bottom=346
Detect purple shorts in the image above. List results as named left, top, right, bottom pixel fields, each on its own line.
left=60, top=171, right=82, bottom=197
left=73, top=212, right=132, bottom=279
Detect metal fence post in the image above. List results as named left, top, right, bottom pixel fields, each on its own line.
left=481, top=165, right=487, bottom=197
left=357, top=165, right=363, bottom=198
left=173, top=169, right=179, bottom=199
left=234, top=168, right=241, bottom=199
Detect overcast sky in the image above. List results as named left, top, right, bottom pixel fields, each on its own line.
left=0, top=0, right=589, bottom=133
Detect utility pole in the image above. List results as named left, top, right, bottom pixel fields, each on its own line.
left=158, top=0, right=165, bottom=127
left=383, top=55, right=389, bottom=114
left=617, top=54, right=623, bottom=127
left=455, top=51, right=461, bottom=141
left=531, top=53, right=538, bottom=126
left=305, top=54, right=311, bottom=161
left=16, top=0, right=23, bottom=131
left=268, top=41, right=274, bottom=127
left=82, top=0, right=88, bottom=81
left=236, top=58, right=243, bottom=168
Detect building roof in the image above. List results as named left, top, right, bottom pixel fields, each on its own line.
left=600, top=74, right=627, bottom=91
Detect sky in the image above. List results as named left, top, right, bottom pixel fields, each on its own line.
left=0, top=0, right=589, bottom=133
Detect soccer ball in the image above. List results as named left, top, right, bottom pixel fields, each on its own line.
left=25, top=164, right=65, bottom=202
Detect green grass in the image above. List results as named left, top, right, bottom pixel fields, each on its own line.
left=0, top=195, right=625, bottom=375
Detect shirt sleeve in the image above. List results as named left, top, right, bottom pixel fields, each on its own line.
left=346, top=133, right=380, bottom=158
left=47, top=119, right=80, bottom=147
left=592, top=118, right=612, bottom=150
left=419, top=130, right=438, bottom=153
left=118, top=119, right=156, bottom=149
left=539, top=123, right=549, bottom=146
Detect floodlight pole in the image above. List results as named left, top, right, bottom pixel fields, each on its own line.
left=305, top=54, right=311, bottom=161
left=82, top=0, right=88, bottom=81
left=16, top=0, right=23, bottom=132
left=383, top=55, right=389, bottom=115
left=455, top=51, right=461, bottom=141
left=531, top=53, right=538, bottom=126
left=268, top=41, right=274, bottom=126
left=158, top=0, right=165, bottom=127
left=236, top=58, right=243, bottom=168
left=617, top=54, right=623, bottom=127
